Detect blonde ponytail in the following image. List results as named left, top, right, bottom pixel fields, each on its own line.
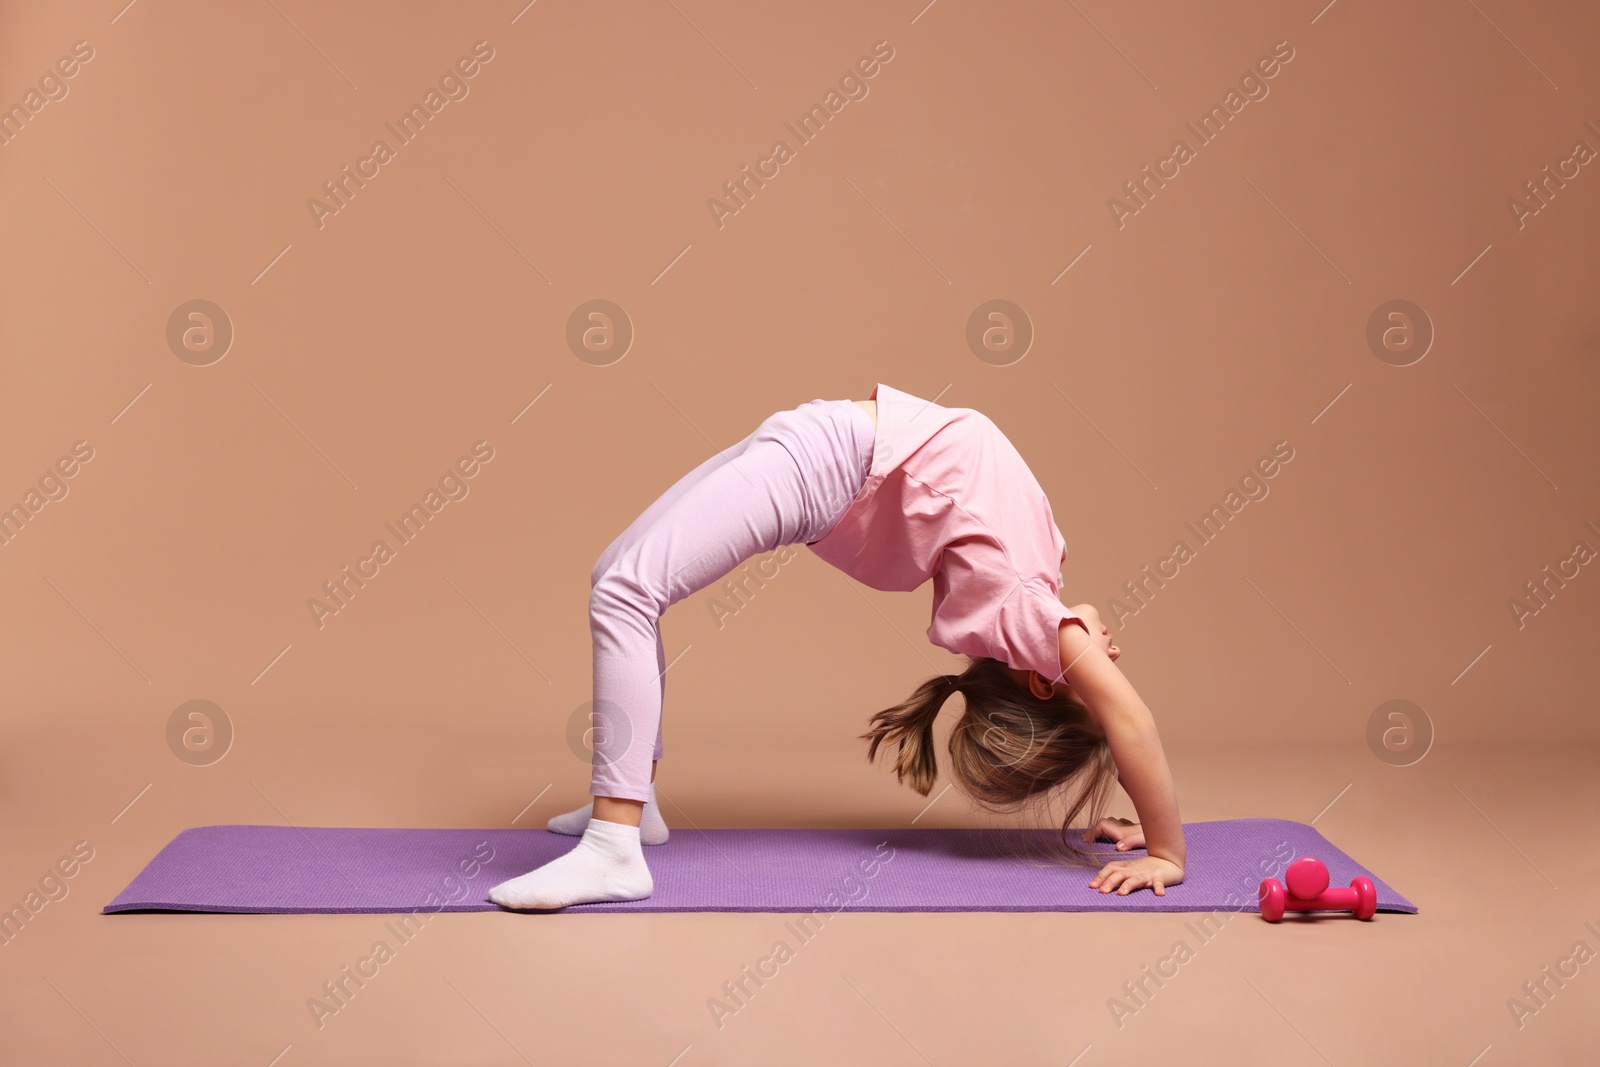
left=859, top=673, right=962, bottom=796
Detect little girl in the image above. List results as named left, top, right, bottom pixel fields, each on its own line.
left=489, top=384, right=1186, bottom=910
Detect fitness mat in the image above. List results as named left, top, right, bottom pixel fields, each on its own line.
left=103, top=818, right=1416, bottom=915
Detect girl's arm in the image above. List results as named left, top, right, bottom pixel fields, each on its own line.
left=1057, top=620, right=1186, bottom=892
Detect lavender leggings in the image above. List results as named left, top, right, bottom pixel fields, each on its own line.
left=585, top=398, right=875, bottom=802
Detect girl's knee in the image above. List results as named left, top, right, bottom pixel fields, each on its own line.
left=590, top=568, right=662, bottom=626
left=591, top=542, right=620, bottom=588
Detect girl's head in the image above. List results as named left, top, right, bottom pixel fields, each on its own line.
left=859, top=605, right=1119, bottom=868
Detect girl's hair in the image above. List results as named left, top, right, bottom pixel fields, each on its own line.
left=860, top=656, right=1118, bottom=869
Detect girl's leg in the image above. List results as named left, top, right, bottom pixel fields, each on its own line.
left=489, top=402, right=871, bottom=910
left=585, top=419, right=828, bottom=804
left=541, top=631, right=669, bottom=841
left=589, top=436, right=757, bottom=586
left=544, top=442, right=757, bottom=841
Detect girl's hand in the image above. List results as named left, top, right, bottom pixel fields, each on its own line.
left=1089, top=855, right=1184, bottom=896
left=1081, top=816, right=1146, bottom=851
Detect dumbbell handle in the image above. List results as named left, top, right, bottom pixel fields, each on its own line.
left=1283, top=883, right=1374, bottom=914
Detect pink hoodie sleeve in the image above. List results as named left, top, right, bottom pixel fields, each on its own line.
left=990, top=579, right=1086, bottom=683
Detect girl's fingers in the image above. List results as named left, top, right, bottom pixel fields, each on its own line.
left=1091, top=860, right=1171, bottom=896
left=1085, top=818, right=1140, bottom=847
left=1096, top=860, right=1168, bottom=894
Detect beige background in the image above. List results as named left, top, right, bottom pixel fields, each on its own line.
left=2, top=0, right=1597, bottom=1063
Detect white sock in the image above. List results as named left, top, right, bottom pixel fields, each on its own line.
left=547, top=782, right=669, bottom=845
left=489, top=818, right=653, bottom=910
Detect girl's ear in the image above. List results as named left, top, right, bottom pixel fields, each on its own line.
left=1028, top=671, right=1058, bottom=701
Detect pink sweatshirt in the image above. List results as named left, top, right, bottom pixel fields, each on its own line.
left=807, top=383, right=1085, bottom=682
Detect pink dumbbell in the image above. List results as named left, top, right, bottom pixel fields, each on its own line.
left=1258, top=857, right=1377, bottom=922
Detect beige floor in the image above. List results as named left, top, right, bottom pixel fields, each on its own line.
left=3, top=727, right=1595, bottom=1066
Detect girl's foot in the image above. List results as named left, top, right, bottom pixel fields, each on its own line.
left=547, top=782, right=670, bottom=844
left=488, top=818, right=652, bottom=910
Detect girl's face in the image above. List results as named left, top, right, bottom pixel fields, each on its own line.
left=1069, top=603, right=1120, bottom=662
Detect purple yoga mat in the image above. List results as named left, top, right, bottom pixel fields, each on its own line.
left=104, top=818, right=1415, bottom=915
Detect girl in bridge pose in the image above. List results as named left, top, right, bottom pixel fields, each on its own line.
left=489, top=384, right=1184, bottom=910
